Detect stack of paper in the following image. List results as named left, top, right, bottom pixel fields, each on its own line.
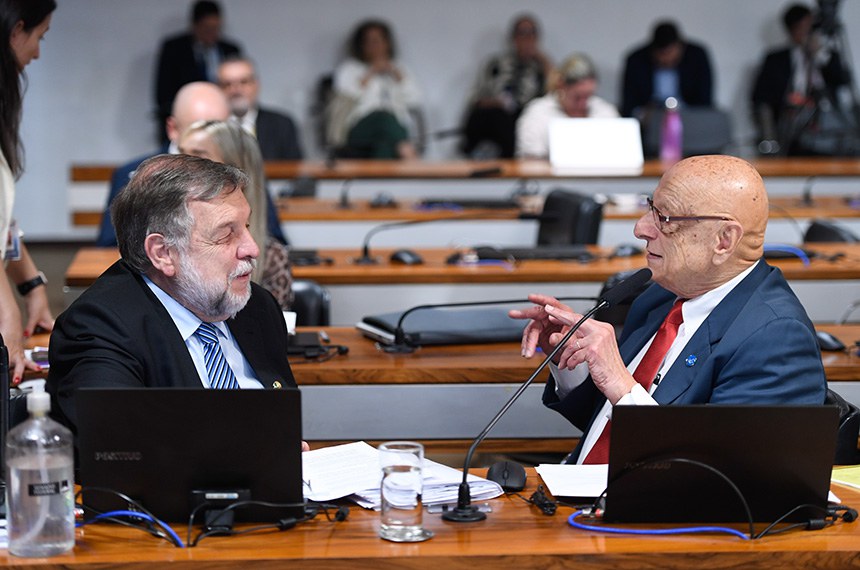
left=302, top=441, right=503, bottom=509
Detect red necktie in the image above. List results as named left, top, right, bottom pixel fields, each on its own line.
left=582, top=299, right=685, bottom=464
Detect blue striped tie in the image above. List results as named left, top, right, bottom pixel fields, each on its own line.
left=194, top=322, right=240, bottom=390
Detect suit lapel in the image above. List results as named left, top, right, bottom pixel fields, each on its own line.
left=652, top=261, right=771, bottom=404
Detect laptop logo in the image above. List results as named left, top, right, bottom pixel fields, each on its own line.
left=94, top=451, right=143, bottom=461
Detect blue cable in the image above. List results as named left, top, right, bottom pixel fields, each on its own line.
left=77, top=509, right=185, bottom=547
left=763, top=244, right=811, bottom=266
left=567, top=510, right=750, bottom=540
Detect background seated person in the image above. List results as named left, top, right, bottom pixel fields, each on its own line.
left=48, top=155, right=298, bottom=439
left=217, top=55, right=304, bottom=160
left=328, top=19, right=422, bottom=159
left=620, top=20, right=713, bottom=118
left=461, top=13, right=552, bottom=159
left=515, top=52, right=618, bottom=158
left=179, top=120, right=294, bottom=309
left=510, top=155, right=825, bottom=464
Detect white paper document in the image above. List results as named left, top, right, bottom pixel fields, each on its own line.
left=302, top=441, right=504, bottom=509
left=535, top=463, right=608, bottom=498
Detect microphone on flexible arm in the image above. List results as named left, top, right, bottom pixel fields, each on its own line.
left=353, top=210, right=536, bottom=265
left=441, top=268, right=653, bottom=523
left=381, top=296, right=599, bottom=354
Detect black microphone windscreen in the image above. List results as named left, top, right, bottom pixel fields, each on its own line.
left=600, top=268, right=652, bottom=307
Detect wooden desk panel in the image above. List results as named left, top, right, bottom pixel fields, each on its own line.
left=5, top=469, right=860, bottom=568
left=64, top=244, right=860, bottom=287
left=70, top=158, right=860, bottom=183
left=293, top=326, right=860, bottom=384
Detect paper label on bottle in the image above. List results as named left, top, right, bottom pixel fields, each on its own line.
left=28, top=480, right=71, bottom=497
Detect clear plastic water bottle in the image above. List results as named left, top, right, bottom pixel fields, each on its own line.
left=5, top=387, right=75, bottom=557
left=660, top=96, right=683, bottom=166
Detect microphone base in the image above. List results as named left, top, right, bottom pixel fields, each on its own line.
left=380, top=343, right=417, bottom=354
left=353, top=256, right=380, bottom=265
left=441, top=504, right=487, bottom=523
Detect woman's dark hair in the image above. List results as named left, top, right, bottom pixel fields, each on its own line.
left=349, top=19, right=396, bottom=61
left=0, top=0, right=56, bottom=178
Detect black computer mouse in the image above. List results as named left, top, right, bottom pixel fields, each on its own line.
left=816, top=330, right=846, bottom=351
left=611, top=243, right=644, bottom=258
left=389, top=249, right=424, bottom=265
left=486, top=460, right=527, bottom=492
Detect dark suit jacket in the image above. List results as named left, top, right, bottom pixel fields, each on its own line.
left=620, top=41, right=713, bottom=117
left=47, top=261, right=296, bottom=432
left=256, top=106, right=304, bottom=160
left=543, top=261, right=826, bottom=462
left=155, top=33, right=241, bottom=123
left=751, top=47, right=848, bottom=130
left=96, top=148, right=287, bottom=247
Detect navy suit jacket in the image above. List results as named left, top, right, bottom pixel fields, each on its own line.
left=543, top=261, right=826, bottom=462
left=96, top=148, right=286, bottom=247
left=154, top=33, right=241, bottom=123
left=256, top=107, right=304, bottom=160
left=620, top=41, right=713, bottom=117
left=47, top=261, right=296, bottom=432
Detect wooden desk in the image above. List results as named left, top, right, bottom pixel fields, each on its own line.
left=71, top=157, right=860, bottom=182
left=63, top=244, right=860, bottom=288
left=5, top=469, right=860, bottom=568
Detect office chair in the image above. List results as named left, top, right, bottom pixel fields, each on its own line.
left=803, top=219, right=860, bottom=243
left=291, top=279, right=332, bottom=327
left=825, top=388, right=860, bottom=465
left=536, top=189, right=604, bottom=246
left=642, top=106, right=733, bottom=158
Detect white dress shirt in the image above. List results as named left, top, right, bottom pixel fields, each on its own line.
left=144, top=275, right=263, bottom=389
left=552, top=262, right=759, bottom=463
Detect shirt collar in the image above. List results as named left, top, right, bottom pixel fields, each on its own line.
left=680, top=260, right=760, bottom=324
left=142, top=274, right=229, bottom=341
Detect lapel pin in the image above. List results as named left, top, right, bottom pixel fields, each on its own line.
left=685, top=355, right=697, bottom=367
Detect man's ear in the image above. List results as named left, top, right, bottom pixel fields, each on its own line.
left=713, top=221, right=744, bottom=264
left=145, top=233, right=177, bottom=277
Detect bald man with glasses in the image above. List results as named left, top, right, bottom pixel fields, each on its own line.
left=510, top=155, right=826, bottom=464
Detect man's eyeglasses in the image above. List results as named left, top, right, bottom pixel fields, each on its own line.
left=647, top=197, right=731, bottom=232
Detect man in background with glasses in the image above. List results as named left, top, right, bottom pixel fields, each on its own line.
left=511, top=155, right=825, bottom=464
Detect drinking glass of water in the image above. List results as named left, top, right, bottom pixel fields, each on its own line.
left=378, top=441, right=433, bottom=542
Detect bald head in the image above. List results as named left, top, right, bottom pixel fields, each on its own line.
left=664, top=155, right=768, bottom=261
left=165, top=82, right=230, bottom=143
left=634, top=155, right=769, bottom=298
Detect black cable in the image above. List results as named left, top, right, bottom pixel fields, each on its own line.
left=76, top=487, right=183, bottom=547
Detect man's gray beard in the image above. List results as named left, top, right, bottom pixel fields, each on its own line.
left=173, top=255, right=255, bottom=321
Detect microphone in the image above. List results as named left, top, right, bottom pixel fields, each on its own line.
left=441, top=268, right=653, bottom=522
left=353, top=210, right=529, bottom=265
left=381, top=296, right=599, bottom=354
left=801, top=175, right=817, bottom=207
left=337, top=179, right=353, bottom=210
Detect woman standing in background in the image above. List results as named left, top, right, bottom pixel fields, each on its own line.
left=0, top=0, right=56, bottom=384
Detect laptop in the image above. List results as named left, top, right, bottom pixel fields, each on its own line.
left=357, top=307, right=526, bottom=346
left=604, top=405, right=839, bottom=523
left=548, top=117, right=644, bottom=176
left=76, top=388, right=305, bottom=523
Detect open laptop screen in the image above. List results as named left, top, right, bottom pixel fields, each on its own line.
left=76, top=388, right=304, bottom=523
left=548, top=117, right=644, bottom=176
left=605, top=405, right=838, bottom=523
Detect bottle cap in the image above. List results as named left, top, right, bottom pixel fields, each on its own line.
left=26, top=386, right=51, bottom=414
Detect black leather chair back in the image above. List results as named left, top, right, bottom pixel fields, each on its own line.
left=825, top=388, right=860, bottom=465
left=291, top=279, right=331, bottom=327
left=593, top=269, right=653, bottom=334
left=804, top=219, right=860, bottom=243
left=537, top=189, right=603, bottom=246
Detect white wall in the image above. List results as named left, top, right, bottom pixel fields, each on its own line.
left=16, top=0, right=860, bottom=239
